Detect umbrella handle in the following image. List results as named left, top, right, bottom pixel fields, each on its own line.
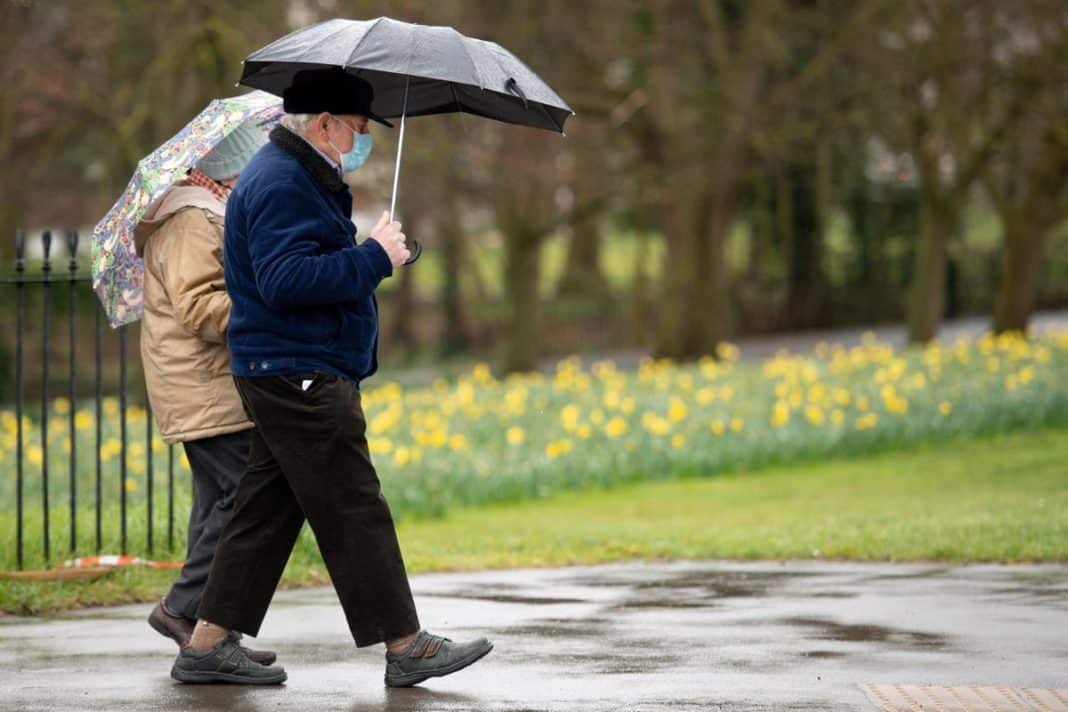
left=403, top=239, right=422, bottom=265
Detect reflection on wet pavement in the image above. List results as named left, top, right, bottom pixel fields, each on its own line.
left=2, top=560, right=1067, bottom=711
left=779, top=617, right=949, bottom=650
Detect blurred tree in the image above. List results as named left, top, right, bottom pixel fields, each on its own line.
left=4, top=0, right=1067, bottom=368
left=491, top=128, right=562, bottom=372
left=0, top=1, right=59, bottom=260
left=0, top=0, right=290, bottom=232
left=436, top=189, right=472, bottom=357
left=555, top=134, right=612, bottom=306
left=985, top=15, right=1068, bottom=334
left=460, top=1, right=571, bottom=372
left=623, top=0, right=880, bottom=359
left=843, top=159, right=920, bottom=322
left=860, top=0, right=1048, bottom=343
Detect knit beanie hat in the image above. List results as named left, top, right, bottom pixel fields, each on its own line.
left=195, top=119, right=267, bottom=180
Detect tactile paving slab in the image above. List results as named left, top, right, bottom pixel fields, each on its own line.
left=862, top=683, right=1068, bottom=711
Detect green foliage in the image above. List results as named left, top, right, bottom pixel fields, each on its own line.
left=2, top=331, right=1067, bottom=573
left=397, top=427, right=1068, bottom=568
left=2, top=427, right=1065, bottom=615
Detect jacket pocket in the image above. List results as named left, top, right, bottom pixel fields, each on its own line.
left=281, top=371, right=339, bottom=396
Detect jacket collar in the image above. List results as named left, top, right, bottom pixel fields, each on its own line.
left=269, top=125, right=347, bottom=193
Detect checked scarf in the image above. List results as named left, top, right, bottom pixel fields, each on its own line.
left=185, top=167, right=231, bottom=202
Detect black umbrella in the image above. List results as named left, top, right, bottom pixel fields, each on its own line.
left=240, top=16, right=574, bottom=263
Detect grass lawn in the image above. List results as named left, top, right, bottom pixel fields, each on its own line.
left=2, top=427, right=1065, bottom=616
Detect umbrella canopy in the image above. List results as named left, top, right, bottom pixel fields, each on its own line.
left=239, top=17, right=572, bottom=265
left=239, top=17, right=574, bottom=134
left=92, top=91, right=282, bottom=327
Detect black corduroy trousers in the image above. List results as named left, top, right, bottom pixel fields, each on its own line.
left=196, top=373, right=420, bottom=647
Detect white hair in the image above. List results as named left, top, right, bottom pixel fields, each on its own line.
left=280, top=113, right=316, bottom=135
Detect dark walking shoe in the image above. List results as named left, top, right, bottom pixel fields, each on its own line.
left=171, top=637, right=286, bottom=685
left=148, top=600, right=194, bottom=647
left=384, top=631, right=493, bottom=687
left=148, top=601, right=277, bottom=665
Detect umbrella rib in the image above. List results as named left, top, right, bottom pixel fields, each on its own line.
left=537, top=101, right=565, bottom=134
left=344, top=17, right=387, bottom=69
left=405, top=21, right=418, bottom=76
left=449, top=82, right=470, bottom=136
left=449, top=82, right=464, bottom=115
left=248, top=18, right=337, bottom=61
left=459, top=37, right=487, bottom=91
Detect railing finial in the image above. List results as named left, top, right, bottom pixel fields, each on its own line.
left=67, top=229, right=79, bottom=273
left=15, top=228, right=25, bottom=271
left=41, top=230, right=53, bottom=273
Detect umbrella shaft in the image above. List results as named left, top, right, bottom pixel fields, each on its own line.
left=389, top=76, right=411, bottom=222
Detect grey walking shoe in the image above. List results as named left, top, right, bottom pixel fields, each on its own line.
left=227, top=631, right=278, bottom=666
left=148, top=601, right=277, bottom=665
left=171, top=637, right=287, bottom=685
left=384, top=631, right=493, bottom=687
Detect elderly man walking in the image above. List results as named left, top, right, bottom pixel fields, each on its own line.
left=170, top=68, right=492, bottom=687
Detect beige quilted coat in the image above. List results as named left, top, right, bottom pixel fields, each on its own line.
left=133, top=185, right=252, bottom=443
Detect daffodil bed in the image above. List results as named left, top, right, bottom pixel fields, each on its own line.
left=2, top=330, right=1067, bottom=572
left=2, top=426, right=1066, bottom=615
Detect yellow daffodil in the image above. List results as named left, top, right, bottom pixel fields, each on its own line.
left=605, top=417, right=627, bottom=438
left=546, top=439, right=573, bottom=459
left=771, top=402, right=790, bottom=428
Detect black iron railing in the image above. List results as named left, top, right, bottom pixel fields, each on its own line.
left=3, top=229, right=183, bottom=570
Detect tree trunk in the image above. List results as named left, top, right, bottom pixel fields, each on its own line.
left=502, top=222, right=542, bottom=373
left=694, top=193, right=733, bottom=351
left=747, top=173, right=775, bottom=284
left=655, top=186, right=732, bottom=359
left=845, top=181, right=888, bottom=321
left=557, top=213, right=610, bottom=301
left=654, top=185, right=698, bottom=359
left=782, top=160, right=828, bottom=329
left=993, top=212, right=1045, bottom=334
left=629, top=231, right=653, bottom=348
left=387, top=238, right=418, bottom=358
left=438, top=196, right=470, bottom=357
left=906, top=196, right=957, bottom=344
left=0, top=82, right=20, bottom=263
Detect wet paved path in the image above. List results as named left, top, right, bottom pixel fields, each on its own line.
left=1, top=561, right=1066, bottom=711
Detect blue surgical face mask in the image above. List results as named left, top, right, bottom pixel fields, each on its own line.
left=328, top=118, right=373, bottom=173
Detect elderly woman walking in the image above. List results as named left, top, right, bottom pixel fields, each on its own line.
left=134, top=119, right=273, bottom=665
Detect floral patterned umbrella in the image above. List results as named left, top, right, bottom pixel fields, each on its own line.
left=91, top=90, right=282, bottom=327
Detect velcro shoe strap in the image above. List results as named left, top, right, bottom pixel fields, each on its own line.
left=425, top=637, right=444, bottom=658
left=220, top=646, right=243, bottom=673
left=410, top=637, right=431, bottom=658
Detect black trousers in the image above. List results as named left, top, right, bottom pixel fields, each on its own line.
left=165, top=430, right=250, bottom=621
left=197, top=373, right=420, bottom=647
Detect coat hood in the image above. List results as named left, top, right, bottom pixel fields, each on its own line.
left=134, top=184, right=226, bottom=256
